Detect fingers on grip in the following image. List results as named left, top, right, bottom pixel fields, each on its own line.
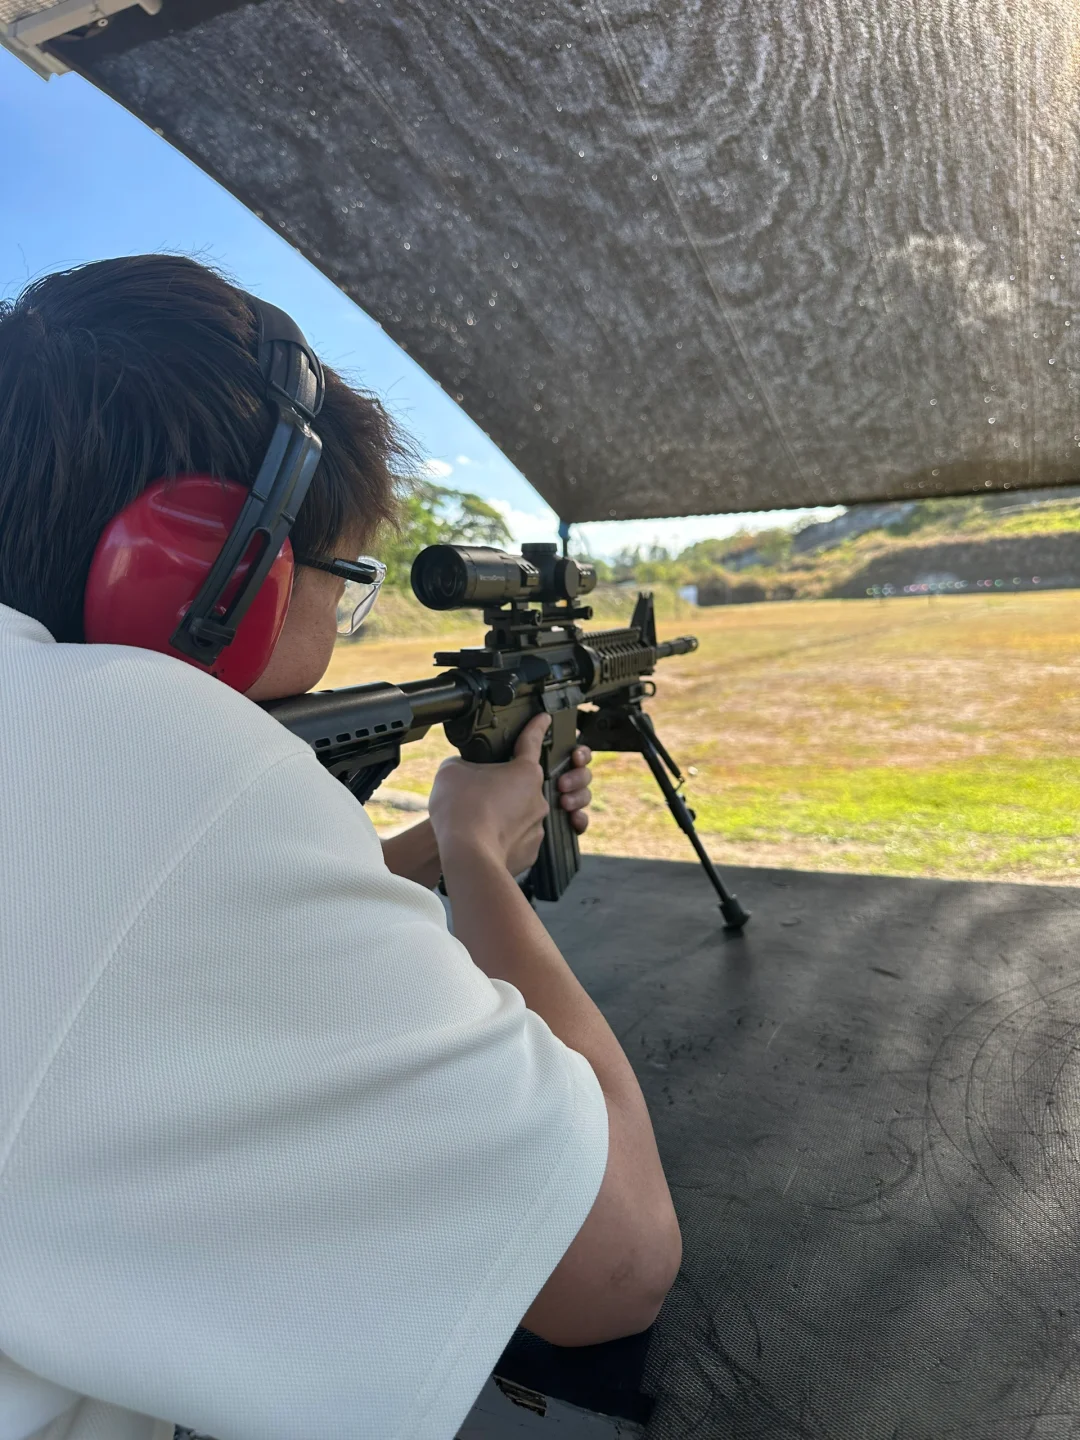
left=514, top=711, right=553, bottom=762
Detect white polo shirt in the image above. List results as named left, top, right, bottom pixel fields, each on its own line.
left=0, top=605, right=608, bottom=1440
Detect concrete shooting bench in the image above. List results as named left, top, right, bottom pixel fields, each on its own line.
left=457, top=855, right=1080, bottom=1440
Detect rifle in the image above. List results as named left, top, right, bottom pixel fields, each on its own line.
left=261, top=542, right=750, bottom=930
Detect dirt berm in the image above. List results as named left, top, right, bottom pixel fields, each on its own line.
left=829, top=532, right=1080, bottom=596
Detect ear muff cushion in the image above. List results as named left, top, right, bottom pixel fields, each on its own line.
left=84, top=476, right=294, bottom=694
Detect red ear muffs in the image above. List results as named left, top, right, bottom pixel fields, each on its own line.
left=84, top=476, right=294, bottom=693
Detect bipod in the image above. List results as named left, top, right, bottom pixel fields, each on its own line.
left=578, top=700, right=751, bottom=932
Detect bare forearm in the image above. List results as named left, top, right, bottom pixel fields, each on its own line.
left=440, top=841, right=676, bottom=1216
left=381, top=818, right=442, bottom=889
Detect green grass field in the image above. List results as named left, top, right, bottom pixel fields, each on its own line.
left=323, top=589, right=1080, bottom=886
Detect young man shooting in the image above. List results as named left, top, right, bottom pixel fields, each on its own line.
left=0, top=254, right=681, bottom=1440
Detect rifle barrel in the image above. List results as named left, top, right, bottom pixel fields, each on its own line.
left=655, top=635, right=698, bottom=660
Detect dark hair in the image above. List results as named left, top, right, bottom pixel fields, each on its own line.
left=0, top=253, right=407, bottom=642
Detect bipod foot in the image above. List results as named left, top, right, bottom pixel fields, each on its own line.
left=720, top=895, right=751, bottom=932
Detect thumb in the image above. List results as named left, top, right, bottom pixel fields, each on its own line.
left=514, top=710, right=552, bottom=763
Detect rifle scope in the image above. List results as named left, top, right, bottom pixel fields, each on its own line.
left=411, top=542, right=597, bottom=610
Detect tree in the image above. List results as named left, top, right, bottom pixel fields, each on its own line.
left=675, top=527, right=793, bottom=576
left=611, top=546, right=643, bottom=583
left=380, top=477, right=514, bottom=588
left=674, top=537, right=734, bottom=578
left=742, top=526, right=795, bottom=567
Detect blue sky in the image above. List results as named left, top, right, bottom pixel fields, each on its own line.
left=1, top=46, right=839, bottom=559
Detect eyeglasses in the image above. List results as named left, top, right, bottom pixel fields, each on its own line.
left=294, top=553, right=387, bottom=636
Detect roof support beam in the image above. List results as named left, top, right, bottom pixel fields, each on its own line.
left=1, top=0, right=160, bottom=77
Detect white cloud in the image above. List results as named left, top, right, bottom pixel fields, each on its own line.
left=488, top=497, right=561, bottom=547
left=421, top=458, right=454, bottom=479
left=455, top=454, right=474, bottom=466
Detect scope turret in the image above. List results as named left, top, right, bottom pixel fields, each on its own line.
left=411, top=542, right=597, bottom=611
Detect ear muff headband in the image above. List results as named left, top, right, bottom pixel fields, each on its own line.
left=168, top=293, right=325, bottom=666
left=83, top=292, right=325, bottom=693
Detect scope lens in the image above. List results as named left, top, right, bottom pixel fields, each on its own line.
left=411, top=547, right=470, bottom=609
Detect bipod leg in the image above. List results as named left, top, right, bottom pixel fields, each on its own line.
left=628, top=713, right=750, bottom=932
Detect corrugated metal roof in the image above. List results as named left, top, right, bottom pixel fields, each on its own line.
left=31, top=0, right=1080, bottom=522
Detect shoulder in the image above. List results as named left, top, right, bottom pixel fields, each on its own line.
left=1, top=623, right=321, bottom=853
left=69, top=640, right=313, bottom=785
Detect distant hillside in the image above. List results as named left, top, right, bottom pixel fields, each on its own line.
left=829, top=533, right=1080, bottom=598
left=686, top=488, right=1080, bottom=604
left=353, top=487, right=1080, bottom=639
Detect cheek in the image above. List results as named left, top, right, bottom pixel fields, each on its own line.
left=287, top=577, right=339, bottom=679
left=306, top=592, right=339, bottom=663
left=319, top=608, right=340, bottom=657
left=315, top=588, right=338, bottom=634
left=295, top=572, right=338, bottom=638
left=288, top=607, right=337, bottom=696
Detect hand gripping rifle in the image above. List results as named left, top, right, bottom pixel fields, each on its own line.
left=261, top=543, right=750, bottom=930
